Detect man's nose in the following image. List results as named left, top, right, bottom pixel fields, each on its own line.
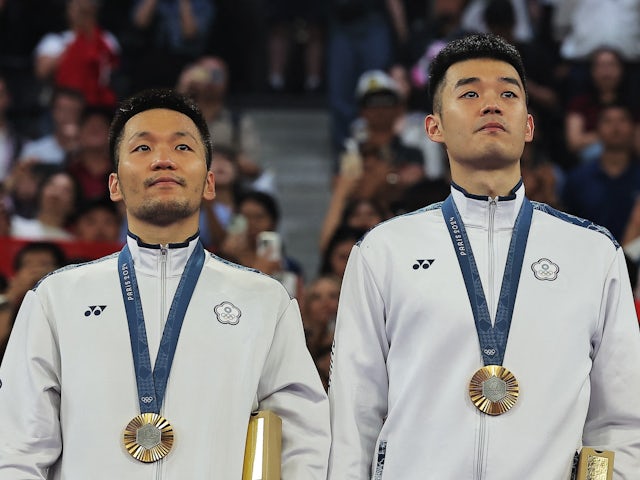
left=482, top=103, right=502, bottom=115
left=151, top=149, right=177, bottom=169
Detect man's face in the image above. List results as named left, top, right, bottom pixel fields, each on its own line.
left=426, top=58, right=533, bottom=171
left=108, top=108, right=215, bottom=227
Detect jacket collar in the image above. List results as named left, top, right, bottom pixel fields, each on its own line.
left=450, top=180, right=525, bottom=230
left=126, top=231, right=200, bottom=276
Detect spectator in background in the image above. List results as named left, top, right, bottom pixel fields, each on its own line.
left=302, top=273, right=341, bottom=390
left=265, top=1, right=326, bottom=93
left=318, top=225, right=366, bottom=280
left=176, top=56, right=264, bottom=186
left=34, top=0, right=120, bottom=108
left=338, top=70, right=425, bottom=207
left=128, top=0, right=215, bottom=92
left=66, top=106, right=113, bottom=201
left=10, top=170, right=79, bottom=241
left=199, top=145, right=244, bottom=251
left=563, top=104, right=640, bottom=241
left=19, top=87, right=84, bottom=166
left=0, top=74, right=23, bottom=183
left=71, top=197, right=122, bottom=243
left=0, top=241, right=66, bottom=362
left=327, top=0, right=408, bottom=157
left=221, top=190, right=304, bottom=298
left=352, top=70, right=424, bottom=174
left=565, top=47, right=640, bottom=164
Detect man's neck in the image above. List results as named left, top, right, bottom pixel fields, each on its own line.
left=451, top=165, right=521, bottom=198
left=128, top=219, right=199, bottom=246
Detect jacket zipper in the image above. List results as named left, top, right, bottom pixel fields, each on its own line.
left=476, top=197, right=497, bottom=480
left=155, top=245, right=168, bottom=480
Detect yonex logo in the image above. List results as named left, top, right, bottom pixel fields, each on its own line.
left=412, top=259, right=435, bottom=270
left=84, top=305, right=107, bottom=317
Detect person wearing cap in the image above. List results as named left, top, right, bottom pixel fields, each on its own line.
left=348, top=70, right=424, bottom=204
left=0, top=89, right=330, bottom=479
left=328, top=34, right=640, bottom=479
left=353, top=69, right=424, bottom=173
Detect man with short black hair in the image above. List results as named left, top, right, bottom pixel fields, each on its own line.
left=0, top=89, right=330, bottom=479
left=328, top=34, right=640, bottom=479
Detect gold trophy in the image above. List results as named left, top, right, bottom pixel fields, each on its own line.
left=242, top=410, right=282, bottom=480
left=576, top=448, right=615, bottom=480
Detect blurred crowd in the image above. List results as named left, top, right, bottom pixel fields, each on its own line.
left=2, top=0, right=640, bottom=383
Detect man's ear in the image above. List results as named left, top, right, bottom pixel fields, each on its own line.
left=425, top=113, right=445, bottom=144
left=203, top=170, right=215, bottom=201
left=108, top=173, right=123, bottom=202
left=525, top=113, right=535, bottom=143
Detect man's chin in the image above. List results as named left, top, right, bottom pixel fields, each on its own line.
left=132, top=201, right=198, bottom=227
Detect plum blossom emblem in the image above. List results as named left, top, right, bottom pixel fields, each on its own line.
left=531, top=258, right=559, bottom=281
left=214, top=301, right=241, bottom=325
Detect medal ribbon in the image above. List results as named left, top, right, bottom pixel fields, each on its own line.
left=118, top=241, right=205, bottom=413
left=442, top=194, right=532, bottom=366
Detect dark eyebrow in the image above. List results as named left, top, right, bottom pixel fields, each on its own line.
left=126, top=131, right=198, bottom=143
left=453, top=76, right=523, bottom=90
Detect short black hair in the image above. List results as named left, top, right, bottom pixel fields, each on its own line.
left=108, top=89, right=213, bottom=171
left=428, top=33, right=528, bottom=113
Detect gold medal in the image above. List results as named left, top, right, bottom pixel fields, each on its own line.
left=468, top=365, right=519, bottom=415
left=123, top=413, right=174, bottom=462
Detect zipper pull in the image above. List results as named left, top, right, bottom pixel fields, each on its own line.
left=160, top=245, right=168, bottom=264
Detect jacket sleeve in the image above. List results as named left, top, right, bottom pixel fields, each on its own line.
left=328, top=244, right=389, bottom=480
left=583, top=247, right=640, bottom=478
left=256, top=294, right=331, bottom=480
left=0, top=290, right=62, bottom=479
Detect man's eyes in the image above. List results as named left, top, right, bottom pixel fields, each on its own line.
left=131, top=144, right=193, bottom=152
left=459, top=91, right=518, bottom=99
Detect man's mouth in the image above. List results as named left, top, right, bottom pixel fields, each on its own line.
left=145, top=176, right=185, bottom=187
left=478, top=122, right=506, bottom=132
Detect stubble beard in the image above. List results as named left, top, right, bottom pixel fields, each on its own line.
left=131, top=199, right=199, bottom=227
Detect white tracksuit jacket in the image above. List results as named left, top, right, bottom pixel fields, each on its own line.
left=328, top=184, right=640, bottom=480
left=0, top=235, right=330, bottom=479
